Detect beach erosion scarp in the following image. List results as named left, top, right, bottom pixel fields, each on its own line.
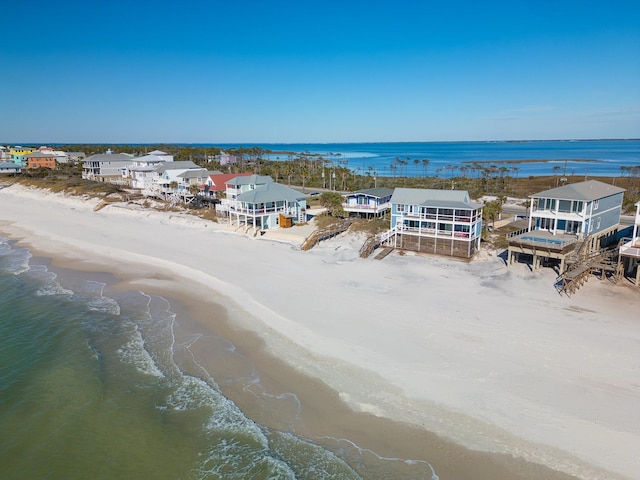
left=0, top=183, right=639, bottom=480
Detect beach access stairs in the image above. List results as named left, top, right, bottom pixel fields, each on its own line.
left=359, top=225, right=400, bottom=258
left=556, top=238, right=620, bottom=295
left=301, top=219, right=353, bottom=251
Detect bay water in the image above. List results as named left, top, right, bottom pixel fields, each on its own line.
left=212, top=139, right=640, bottom=177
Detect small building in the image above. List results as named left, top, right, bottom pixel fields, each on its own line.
left=25, top=151, right=56, bottom=170
left=342, top=187, right=394, bottom=218
left=0, top=160, right=21, bottom=174
left=618, top=200, right=640, bottom=286
left=385, top=188, right=483, bottom=258
left=507, top=180, right=625, bottom=271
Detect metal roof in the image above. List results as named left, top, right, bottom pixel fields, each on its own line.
left=236, top=182, right=306, bottom=204
left=226, top=174, right=273, bottom=186
left=348, top=187, right=395, bottom=198
left=391, top=188, right=474, bottom=207
left=154, top=161, right=199, bottom=173
left=531, top=180, right=625, bottom=201
left=84, top=153, right=135, bottom=163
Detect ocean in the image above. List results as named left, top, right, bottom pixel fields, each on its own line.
left=0, top=237, right=438, bottom=480
left=210, top=139, right=640, bottom=178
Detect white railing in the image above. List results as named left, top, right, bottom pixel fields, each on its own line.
left=620, top=238, right=640, bottom=257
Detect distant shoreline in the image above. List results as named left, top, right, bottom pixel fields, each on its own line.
left=461, top=158, right=601, bottom=165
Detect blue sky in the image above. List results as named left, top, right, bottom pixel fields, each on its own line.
left=2, top=0, right=639, bottom=143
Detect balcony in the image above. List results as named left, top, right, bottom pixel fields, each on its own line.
left=619, top=237, right=640, bottom=258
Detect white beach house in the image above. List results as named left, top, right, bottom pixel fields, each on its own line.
left=341, top=187, right=394, bottom=218
left=507, top=180, right=625, bottom=271
left=146, top=161, right=207, bottom=201
left=385, top=188, right=483, bottom=258
left=123, top=150, right=174, bottom=189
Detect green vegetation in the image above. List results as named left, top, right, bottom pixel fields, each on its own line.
left=7, top=145, right=640, bottom=216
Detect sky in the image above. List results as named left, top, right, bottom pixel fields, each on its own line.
left=1, top=0, right=639, bottom=143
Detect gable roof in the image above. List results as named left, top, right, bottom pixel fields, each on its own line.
left=531, top=180, right=625, bottom=201
left=205, top=172, right=253, bottom=191
left=25, top=151, right=55, bottom=159
left=226, top=174, right=272, bottom=186
left=84, top=153, right=135, bottom=162
left=345, top=187, right=394, bottom=198
left=0, top=161, right=21, bottom=170
left=391, top=187, right=478, bottom=208
left=236, top=182, right=306, bottom=204
left=154, top=161, right=199, bottom=173
left=177, top=168, right=209, bottom=179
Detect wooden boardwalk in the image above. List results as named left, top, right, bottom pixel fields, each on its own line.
left=374, top=246, right=394, bottom=260
left=301, top=219, right=353, bottom=251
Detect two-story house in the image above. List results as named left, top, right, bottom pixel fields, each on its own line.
left=25, top=151, right=57, bottom=170
left=82, top=151, right=135, bottom=183
left=341, top=187, right=394, bottom=218
left=385, top=188, right=483, bottom=258
left=216, top=175, right=306, bottom=233
left=200, top=172, right=252, bottom=199
left=507, top=180, right=625, bottom=271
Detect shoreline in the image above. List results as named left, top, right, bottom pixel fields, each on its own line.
left=1, top=183, right=638, bottom=479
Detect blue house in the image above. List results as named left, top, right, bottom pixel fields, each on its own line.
left=341, top=187, right=394, bottom=218
left=385, top=188, right=483, bottom=258
left=508, top=180, right=625, bottom=271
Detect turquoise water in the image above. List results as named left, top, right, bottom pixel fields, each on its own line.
left=210, top=139, right=640, bottom=177
left=0, top=237, right=437, bottom=479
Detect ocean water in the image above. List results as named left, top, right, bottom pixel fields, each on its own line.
left=0, top=237, right=437, bottom=480
left=211, top=140, right=640, bottom=178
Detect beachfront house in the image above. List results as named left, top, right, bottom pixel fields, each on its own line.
left=507, top=180, right=625, bottom=271
left=341, top=187, right=394, bottom=218
left=10, top=146, right=37, bottom=166
left=82, top=151, right=135, bottom=183
left=618, top=200, right=640, bottom=286
left=25, top=151, right=57, bottom=170
left=217, top=175, right=307, bottom=233
left=383, top=188, right=483, bottom=258
left=0, top=160, right=21, bottom=174
left=200, top=172, right=252, bottom=199
left=124, top=151, right=174, bottom=189
left=146, top=161, right=205, bottom=200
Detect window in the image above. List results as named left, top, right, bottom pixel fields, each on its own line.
left=593, top=200, right=599, bottom=210
left=397, top=204, right=405, bottom=212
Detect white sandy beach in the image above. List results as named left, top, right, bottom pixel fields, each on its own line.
left=1, top=183, right=638, bottom=479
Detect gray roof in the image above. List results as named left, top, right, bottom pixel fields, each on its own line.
left=84, top=153, right=135, bottom=162
left=0, top=161, right=21, bottom=170
left=391, top=188, right=469, bottom=205
left=178, top=169, right=209, bottom=179
left=531, top=180, right=625, bottom=201
left=347, top=187, right=395, bottom=198
left=236, top=182, right=306, bottom=204
left=26, top=151, right=55, bottom=158
left=226, top=174, right=273, bottom=186
left=154, top=161, right=199, bottom=173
